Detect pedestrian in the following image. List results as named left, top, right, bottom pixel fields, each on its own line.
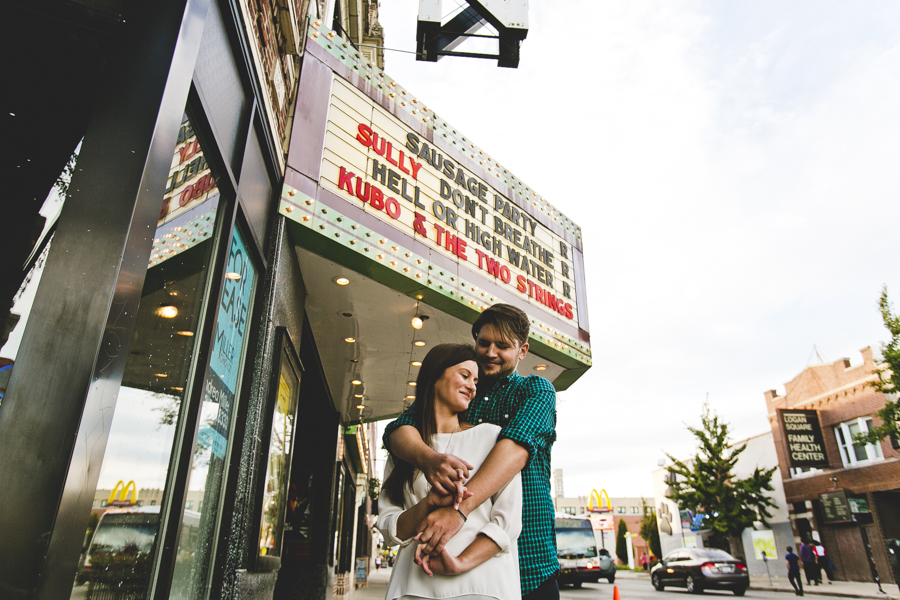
left=786, top=546, right=803, bottom=596
left=376, top=555, right=382, bottom=570
left=799, top=540, right=819, bottom=585
left=815, top=543, right=832, bottom=584
left=384, top=304, right=559, bottom=600
left=641, top=553, right=648, bottom=571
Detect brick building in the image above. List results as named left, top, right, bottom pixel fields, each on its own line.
left=765, top=347, right=900, bottom=584
left=553, top=489, right=653, bottom=563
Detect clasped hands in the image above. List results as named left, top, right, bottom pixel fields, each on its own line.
left=413, top=452, right=475, bottom=577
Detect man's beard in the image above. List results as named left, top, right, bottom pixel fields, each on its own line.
left=478, top=360, right=515, bottom=388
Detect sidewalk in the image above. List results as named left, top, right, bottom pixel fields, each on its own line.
left=749, top=575, right=898, bottom=600
left=350, top=565, right=391, bottom=600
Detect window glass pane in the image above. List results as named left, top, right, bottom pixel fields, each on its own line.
left=69, top=114, right=221, bottom=599
left=170, top=226, right=257, bottom=600
left=847, top=422, right=868, bottom=461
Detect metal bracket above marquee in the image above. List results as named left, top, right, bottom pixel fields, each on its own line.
left=416, top=0, right=528, bottom=68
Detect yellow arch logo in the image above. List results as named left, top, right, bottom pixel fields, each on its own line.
left=108, top=480, right=138, bottom=506
left=588, top=488, right=612, bottom=513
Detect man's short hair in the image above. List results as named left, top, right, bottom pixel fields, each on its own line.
left=471, top=303, right=530, bottom=348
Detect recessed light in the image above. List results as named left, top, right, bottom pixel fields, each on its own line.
left=406, top=395, right=415, bottom=400
left=225, top=272, right=241, bottom=280
left=408, top=381, right=416, bottom=386
left=414, top=341, right=426, bottom=347
left=171, top=386, right=184, bottom=392
left=156, top=304, right=178, bottom=318
left=154, top=373, right=168, bottom=378
left=411, top=317, right=424, bottom=329
left=535, top=364, right=548, bottom=371
left=351, top=379, right=362, bottom=385
left=354, top=394, right=363, bottom=398
left=176, top=331, right=194, bottom=337
left=345, top=337, right=356, bottom=343
left=411, top=361, right=422, bottom=367
left=334, top=277, right=350, bottom=285
left=356, top=404, right=365, bottom=410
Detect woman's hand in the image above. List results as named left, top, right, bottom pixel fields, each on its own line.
left=418, top=547, right=467, bottom=577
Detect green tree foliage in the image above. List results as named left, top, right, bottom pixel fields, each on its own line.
left=854, top=286, right=900, bottom=446
left=641, top=508, right=662, bottom=558
left=665, top=404, right=777, bottom=560
left=615, top=518, right=629, bottom=564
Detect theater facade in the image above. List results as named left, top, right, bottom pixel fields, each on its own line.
left=0, top=2, right=591, bottom=600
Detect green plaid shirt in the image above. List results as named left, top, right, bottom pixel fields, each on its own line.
left=383, top=371, right=558, bottom=595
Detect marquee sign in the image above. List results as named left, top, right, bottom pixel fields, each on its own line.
left=279, top=21, right=591, bottom=369
left=319, top=77, right=579, bottom=325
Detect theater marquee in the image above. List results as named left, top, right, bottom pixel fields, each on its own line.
left=278, top=21, right=590, bottom=369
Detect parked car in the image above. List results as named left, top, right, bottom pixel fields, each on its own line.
left=651, top=548, right=748, bottom=596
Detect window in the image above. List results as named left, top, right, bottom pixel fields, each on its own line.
left=645, top=506, right=655, bottom=515
left=579, top=507, right=585, bottom=514
left=834, top=418, right=883, bottom=467
left=630, top=506, right=640, bottom=514
left=616, top=506, right=625, bottom=514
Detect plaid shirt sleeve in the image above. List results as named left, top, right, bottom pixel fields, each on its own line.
left=382, top=403, right=417, bottom=454
left=497, top=375, right=557, bottom=466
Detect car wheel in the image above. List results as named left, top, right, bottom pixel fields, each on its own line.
left=608, top=576, right=615, bottom=584
left=572, top=582, right=582, bottom=589
left=652, top=573, right=664, bottom=591
left=687, top=575, right=703, bottom=594
left=733, top=589, right=746, bottom=597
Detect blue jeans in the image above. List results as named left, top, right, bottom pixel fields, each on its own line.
left=523, top=572, right=560, bottom=600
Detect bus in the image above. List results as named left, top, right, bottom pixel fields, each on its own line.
left=555, top=516, right=616, bottom=586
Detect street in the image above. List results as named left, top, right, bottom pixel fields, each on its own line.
left=560, top=577, right=845, bottom=600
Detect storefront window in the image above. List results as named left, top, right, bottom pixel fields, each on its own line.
left=70, top=113, right=222, bottom=600
left=170, top=226, right=257, bottom=600
left=835, top=417, right=883, bottom=467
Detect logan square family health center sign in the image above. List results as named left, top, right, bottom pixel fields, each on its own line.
left=278, top=21, right=590, bottom=375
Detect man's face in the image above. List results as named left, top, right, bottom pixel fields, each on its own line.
left=474, top=323, right=528, bottom=381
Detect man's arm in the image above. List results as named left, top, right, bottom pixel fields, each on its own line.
left=389, top=425, right=474, bottom=496
left=414, top=439, right=527, bottom=558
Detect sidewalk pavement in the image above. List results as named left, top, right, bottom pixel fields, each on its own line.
left=748, top=575, right=898, bottom=600
left=349, top=567, right=899, bottom=600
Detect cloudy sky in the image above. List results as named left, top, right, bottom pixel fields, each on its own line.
left=375, top=0, right=900, bottom=497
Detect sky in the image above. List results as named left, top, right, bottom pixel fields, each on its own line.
left=373, top=0, right=900, bottom=498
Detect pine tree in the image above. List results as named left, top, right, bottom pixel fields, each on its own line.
left=615, top=518, right=629, bottom=564
left=855, top=286, right=900, bottom=446
left=640, top=509, right=662, bottom=559
left=665, top=404, right=777, bottom=561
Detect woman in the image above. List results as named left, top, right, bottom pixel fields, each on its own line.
left=378, top=343, right=522, bottom=600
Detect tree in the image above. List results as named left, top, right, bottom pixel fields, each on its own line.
left=640, top=504, right=662, bottom=559
left=665, top=404, right=777, bottom=561
left=854, top=286, right=900, bottom=446
left=615, top=518, right=629, bottom=564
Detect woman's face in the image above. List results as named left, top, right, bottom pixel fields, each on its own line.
left=433, top=360, right=479, bottom=414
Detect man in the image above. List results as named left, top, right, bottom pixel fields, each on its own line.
left=383, top=304, right=558, bottom=600
left=785, top=546, right=803, bottom=596
left=815, top=543, right=832, bottom=584
left=799, top=540, right=819, bottom=585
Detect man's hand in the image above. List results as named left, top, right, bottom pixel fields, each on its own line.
left=423, top=453, right=473, bottom=499
left=426, top=486, right=473, bottom=511
left=414, top=506, right=466, bottom=561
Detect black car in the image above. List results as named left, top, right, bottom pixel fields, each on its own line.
left=651, top=548, right=749, bottom=596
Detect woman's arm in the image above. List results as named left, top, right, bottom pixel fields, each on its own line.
left=420, top=534, right=502, bottom=576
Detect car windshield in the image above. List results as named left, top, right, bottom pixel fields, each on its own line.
left=692, top=549, right=734, bottom=561
left=557, top=529, right=598, bottom=558
left=90, top=513, right=159, bottom=555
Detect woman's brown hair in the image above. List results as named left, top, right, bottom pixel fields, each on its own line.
left=382, top=343, right=478, bottom=505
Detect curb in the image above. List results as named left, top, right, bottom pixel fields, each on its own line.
left=748, top=586, right=898, bottom=600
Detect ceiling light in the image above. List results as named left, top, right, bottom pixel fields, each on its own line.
left=535, top=365, right=548, bottom=371
left=357, top=405, right=365, bottom=410
left=176, top=331, right=194, bottom=337
left=354, top=394, right=363, bottom=398
left=351, top=379, right=362, bottom=385
left=156, top=304, right=178, bottom=318
left=406, top=395, right=415, bottom=400
left=411, top=361, right=422, bottom=367
left=154, top=373, right=168, bottom=378
left=171, top=386, right=184, bottom=392
left=414, top=341, right=426, bottom=347
left=334, top=277, right=350, bottom=285
left=345, top=337, right=356, bottom=343
left=225, top=272, right=241, bottom=280
left=411, top=317, right=423, bottom=329
left=408, top=381, right=416, bottom=386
